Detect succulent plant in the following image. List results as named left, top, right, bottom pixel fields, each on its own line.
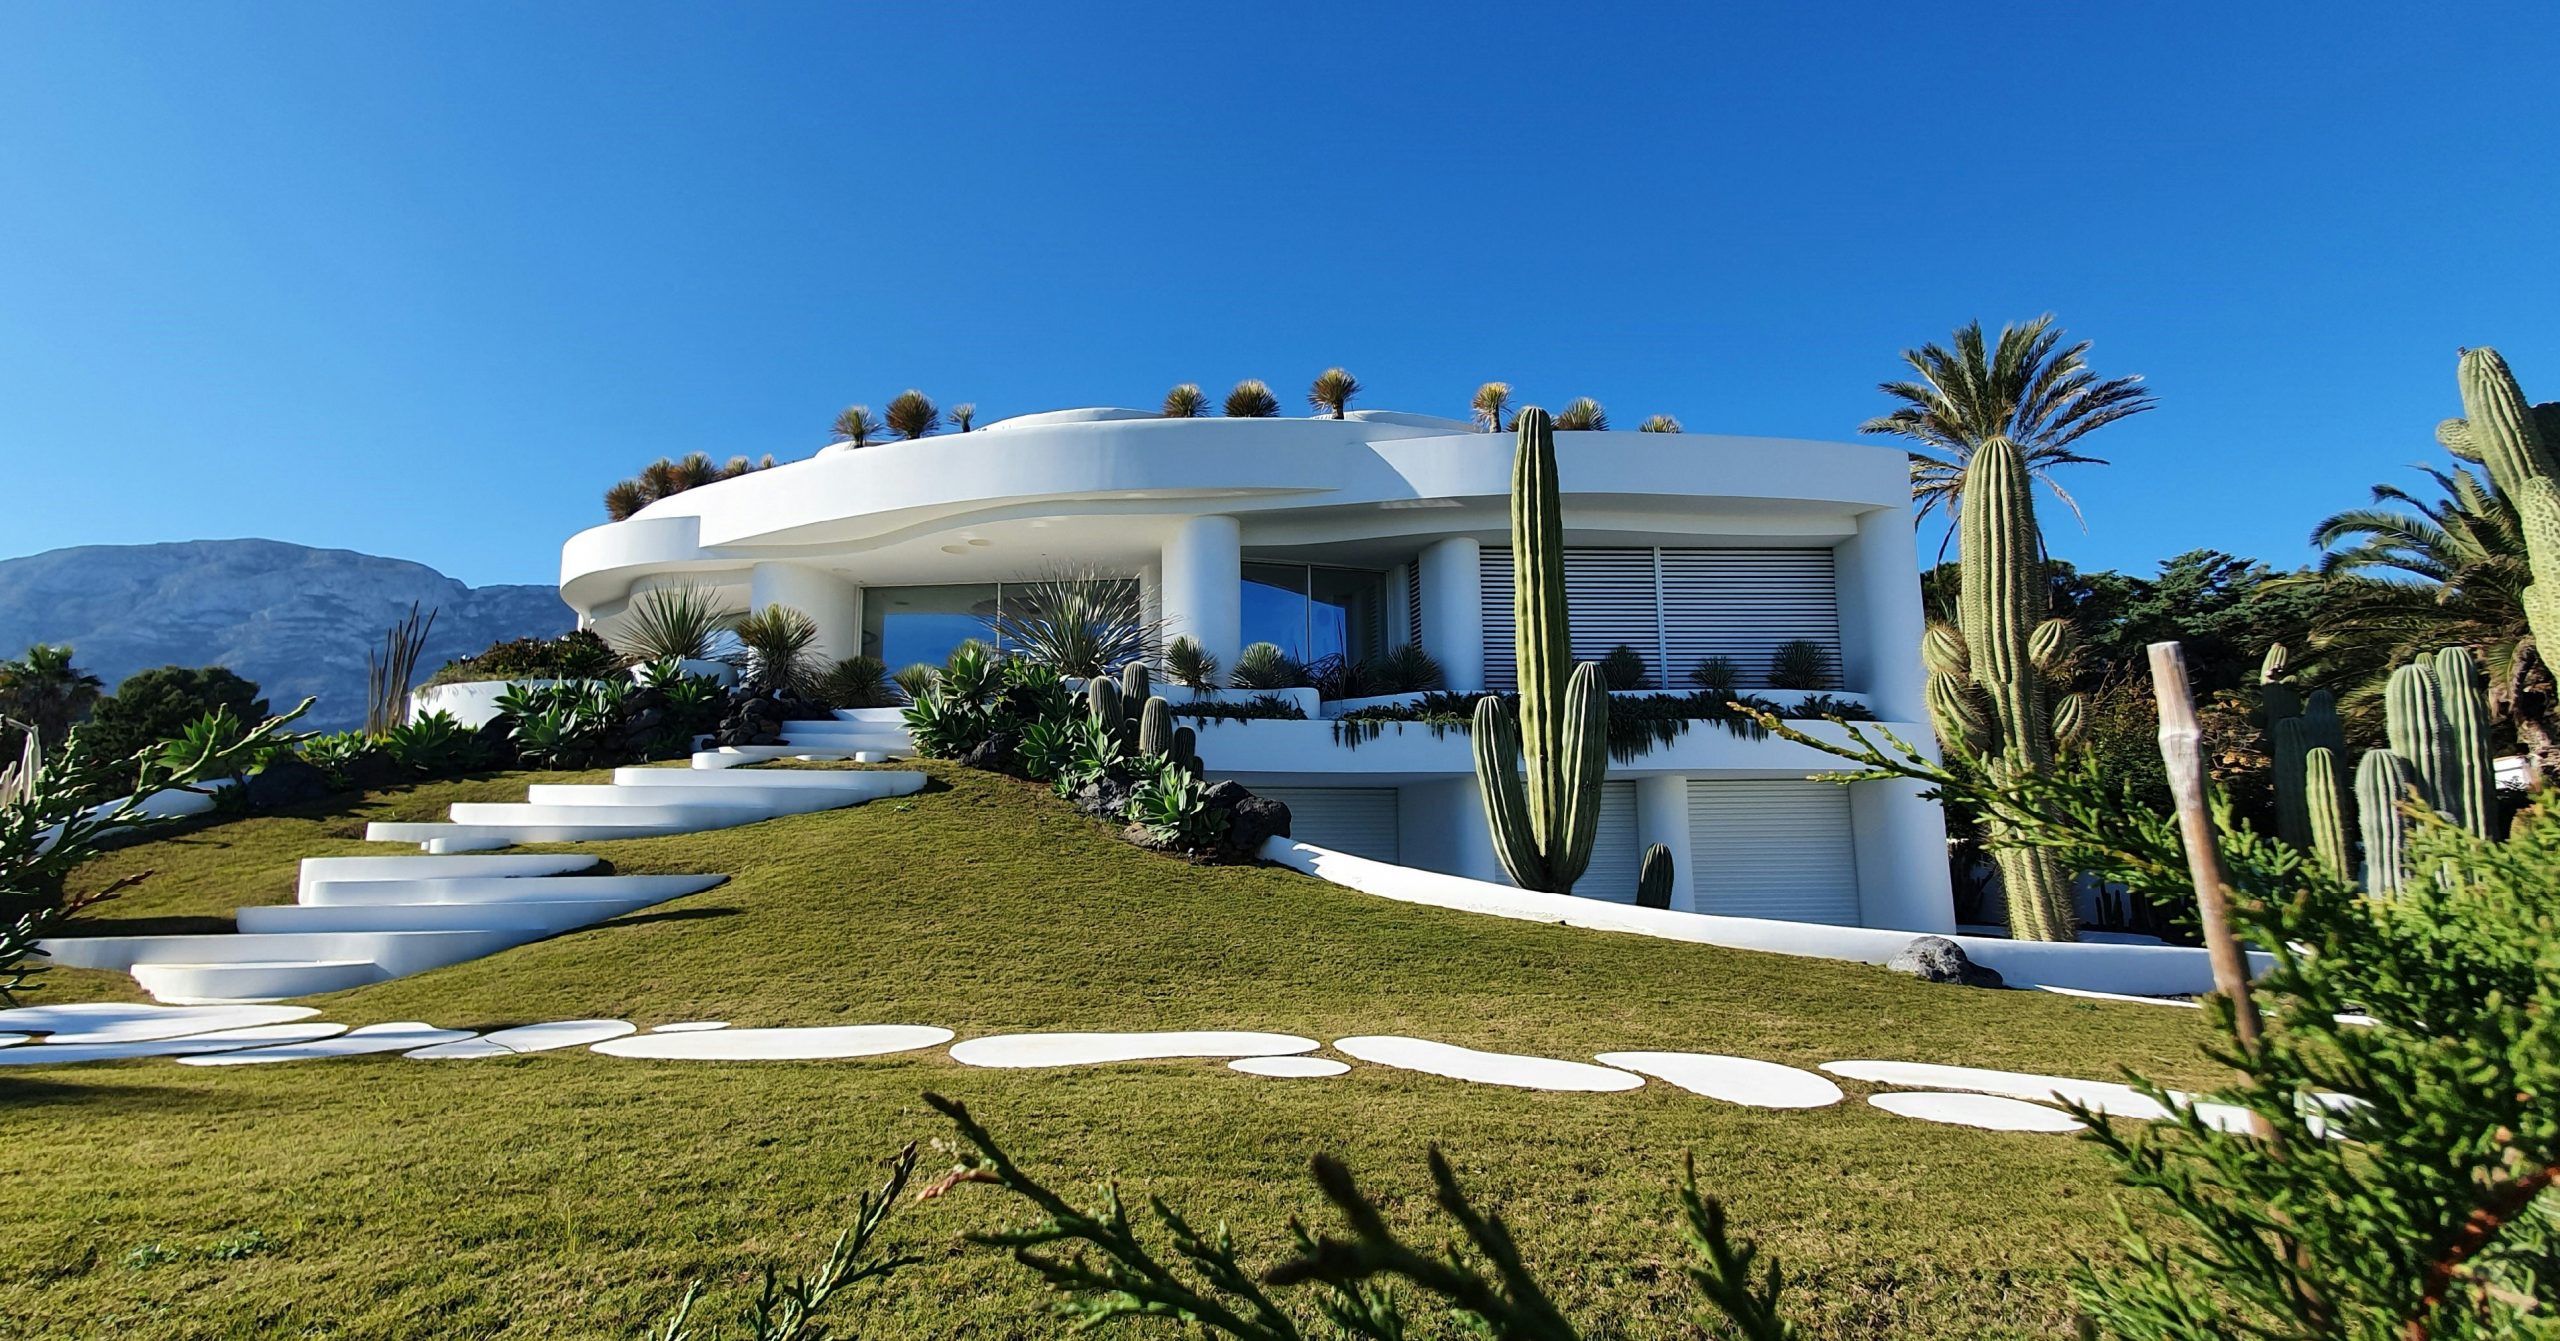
left=1470, top=382, right=1513, bottom=433
left=1224, top=380, right=1280, bottom=418
left=1162, top=384, right=1208, bottom=418
left=1552, top=398, right=1608, bottom=432
left=1636, top=843, right=1675, bottom=908
left=1638, top=415, right=1682, bottom=434
left=1308, top=368, right=1360, bottom=419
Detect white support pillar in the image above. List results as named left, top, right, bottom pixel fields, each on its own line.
left=1833, top=504, right=1928, bottom=724
left=749, top=563, right=863, bottom=665
left=1633, top=776, right=1696, bottom=911
left=1850, top=776, right=1956, bottom=932
left=1160, top=515, right=1242, bottom=668
left=1418, top=536, right=1484, bottom=692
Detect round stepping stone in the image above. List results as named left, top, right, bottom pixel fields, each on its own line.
left=1229, top=1055, right=1350, bottom=1078
left=950, top=1031, right=1318, bottom=1069
left=1333, top=1037, right=1643, bottom=1092
left=651, top=1021, right=729, bottom=1032
left=0, top=1002, right=319, bottom=1045
left=1595, top=1052, right=1843, bottom=1109
left=592, top=1025, right=952, bottom=1061
left=1870, top=1091, right=2086, bottom=1133
left=0, top=1022, right=348, bottom=1065
left=182, top=1022, right=475, bottom=1066
left=1822, top=1060, right=2173, bottom=1120
left=408, top=1020, right=636, bottom=1059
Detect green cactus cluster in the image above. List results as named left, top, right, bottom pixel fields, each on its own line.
left=1090, top=661, right=1201, bottom=776
left=1635, top=843, right=1674, bottom=908
left=2268, top=643, right=2496, bottom=897
left=2446, top=349, right=2560, bottom=682
left=1919, top=435, right=2082, bottom=941
left=1473, top=407, right=1612, bottom=894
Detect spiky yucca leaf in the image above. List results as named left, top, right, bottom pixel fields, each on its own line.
left=1308, top=368, right=1360, bottom=418
left=604, top=480, right=647, bottom=521
left=949, top=403, right=977, bottom=432
left=886, top=390, right=939, bottom=440
left=734, top=605, right=825, bottom=696
left=1471, top=381, right=1513, bottom=433
left=1639, top=414, right=1682, bottom=433
left=611, top=585, right=739, bottom=665
left=831, top=405, right=882, bottom=447
left=1161, top=384, right=1207, bottom=418
left=1224, top=380, right=1280, bottom=418
left=1553, top=398, right=1609, bottom=431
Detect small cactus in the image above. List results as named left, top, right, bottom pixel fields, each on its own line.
left=2259, top=644, right=2301, bottom=727
left=1121, top=661, right=1151, bottom=705
left=2028, top=618, right=2075, bottom=675
left=1636, top=844, right=1675, bottom=909
left=1170, top=724, right=1201, bottom=776
left=1138, top=695, right=1175, bottom=758
left=1928, top=673, right=1996, bottom=755
left=2051, top=692, right=2088, bottom=748
left=1088, top=676, right=1124, bottom=732
left=1921, top=623, right=1970, bottom=678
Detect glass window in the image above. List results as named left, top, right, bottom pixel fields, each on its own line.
left=1239, top=562, right=1386, bottom=664
left=863, top=583, right=999, bottom=672
left=1240, top=563, right=1313, bottom=660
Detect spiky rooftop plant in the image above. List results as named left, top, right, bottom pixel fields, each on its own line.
left=1308, top=368, right=1360, bottom=419
left=1161, top=384, right=1207, bottom=417
left=604, top=479, right=648, bottom=521
left=610, top=584, right=738, bottom=665
left=830, top=404, right=883, bottom=448
left=1552, top=398, right=1608, bottom=432
left=1224, top=380, right=1280, bottom=418
left=886, top=390, right=940, bottom=440
left=949, top=403, right=977, bottom=432
left=1470, top=381, right=1513, bottom=433
left=1861, top=314, right=2154, bottom=526
left=1639, top=414, right=1682, bottom=433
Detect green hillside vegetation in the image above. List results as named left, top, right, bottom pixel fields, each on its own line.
left=2, top=763, right=2225, bottom=1338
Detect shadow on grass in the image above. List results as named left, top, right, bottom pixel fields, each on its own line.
left=46, top=914, right=235, bottom=938
left=0, top=1077, right=230, bottom=1111
left=589, top=906, right=742, bottom=930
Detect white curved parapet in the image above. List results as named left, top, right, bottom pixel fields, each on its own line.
left=1261, top=837, right=2271, bottom=998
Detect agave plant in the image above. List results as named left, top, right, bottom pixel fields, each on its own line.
left=610, top=585, right=738, bottom=665
left=988, top=571, right=1164, bottom=679
left=1308, top=368, right=1360, bottom=419
left=733, top=605, right=825, bottom=696
left=1162, top=384, right=1208, bottom=418
left=886, top=390, right=940, bottom=440
left=1224, top=380, right=1280, bottom=418
left=949, top=403, right=977, bottom=432
left=1639, top=414, right=1682, bottom=433
left=1554, top=397, right=1609, bottom=431
left=1161, top=636, right=1220, bottom=691
left=1470, top=381, right=1513, bottom=433
left=830, top=405, right=883, bottom=448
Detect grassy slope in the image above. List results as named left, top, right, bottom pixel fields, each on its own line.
left=1, top=764, right=2224, bottom=1339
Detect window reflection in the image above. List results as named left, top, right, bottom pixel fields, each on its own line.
left=863, top=584, right=999, bottom=671
left=1240, top=562, right=1385, bottom=664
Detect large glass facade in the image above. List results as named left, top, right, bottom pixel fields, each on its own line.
left=863, top=583, right=999, bottom=672
left=1240, top=562, right=1386, bottom=664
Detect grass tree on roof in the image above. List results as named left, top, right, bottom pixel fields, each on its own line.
left=886, top=390, right=940, bottom=440
left=1471, top=381, right=1514, bottom=433
left=1553, top=398, right=1608, bottom=432
left=1162, top=383, right=1208, bottom=418
left=830, top=404, right=883, bottom=448
left=1224, top=380, right=1280, bottom=418
left=1308, top=368, right=1360, bottom=419
left=1639, top=414, right=1682, bottom=433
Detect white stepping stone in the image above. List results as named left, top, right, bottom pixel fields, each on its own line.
left=1822, top=1060, right=2174, bottom=1121
left=949, top=1031, right=1318, bottom=1069
left=407, top=1020, right=636, bottom=1059
left=0, top=1034, right=22, bottom=1047
left=652, top=1021, right=728, bottom=1032
left=1870, top=1091, right=2086, bottom=1133
left=1333, top=1036, right=1644, bottom=1092
left=0, top=1022, right=347, bottom=1065
left=0, top=1001, right=319, bottom=1045
left=1229, top=1055, right=1349, bottom=1078
left=2037, top=985, right=2201, bottom=1009
left=1595, top=1052, right=1844, bottom=1109
left=181, top=1021, right=474, bottom=1066
left=591, top=1025, right=952, bottom=1061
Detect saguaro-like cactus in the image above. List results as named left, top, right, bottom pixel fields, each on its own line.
left=1471, top=407, right=1612, bottom=893
left=2384, top=662, right=2453, bottom=815
left=1636, top=843, right=1675, bottom=909
left=1137, top=696, right=1174, bottom=758
left=2431, top=646, right=2495, bottom=838
left=2451, top=349, right=2560, bottom=673
left=2304, top=746, right=2352, bottom=881
left=2272, top=717, right=2312, bottom=850
left=2356, top=749, right=2421, bottom=898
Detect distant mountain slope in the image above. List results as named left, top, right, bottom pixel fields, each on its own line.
left=0, top=539, right=575, bottom=730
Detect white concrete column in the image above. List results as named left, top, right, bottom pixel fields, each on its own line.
left=1418, top=536, right=1484, bottom=692
left=1633, top=776, right=1696, bottom=911
left=749, top=563, right=863, bottom=666
left=1833, top=505, right=1928, bottom=724
left=1849, top=776, right=1956, bottom=932
left=1160, top=515, right=1242, bottom=668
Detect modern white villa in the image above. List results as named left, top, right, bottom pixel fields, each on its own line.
left=560, top=408, right=1955, bottom=932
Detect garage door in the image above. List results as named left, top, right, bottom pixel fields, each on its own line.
left=1256, top=787, right=1400, bottom=863
left=1570, top=781, right=1643, bottom=903
left=1687, top=781, right=1861, bottom=924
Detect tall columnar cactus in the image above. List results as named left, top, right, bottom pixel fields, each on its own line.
left=1471, top=407, right=1612, bottom=893
left=1137, top=696, right=1174, bottom=758
left=2303, top=746, right=2352, bottom=881
left=2356, top=749, right=2420, bottom=898
left=2384, top=662, right=2453, bottom=815
left=2272, top=717, right=2312, bottom=850
left=2259, top=644, right=2301, bottom=728
left=2431, top=646, right=2495, bottom=838
left=2450, top=349, right=2560, bottom=660
left=1635, top=844, right=1674, bottom=909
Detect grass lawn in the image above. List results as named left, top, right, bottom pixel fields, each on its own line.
left=1, top=763, right=2226, bottom=1339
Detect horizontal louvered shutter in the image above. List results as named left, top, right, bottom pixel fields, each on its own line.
left=1481, top=549, right=1669, bottom=691
left=1569, top=781, right=1642, bottom=902
left=1687, top=781, right=1860, bottom=924
left=1256, top=788, right=1400, bottom=863
left=1659, top=549, right=1840, bottom=689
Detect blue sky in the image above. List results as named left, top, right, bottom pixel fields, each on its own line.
left=2, top=3, right=2554, bottom=589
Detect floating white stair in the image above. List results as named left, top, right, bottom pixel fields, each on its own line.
left=521, top=784, right=866, bottom=816
left=238, top=898, right=664, bottom=935
left=297, top=853, right=600, bottom=898
left=41, top=928, right=530, bottom=977
left=365, top=820, right=702, bottom=852
left=300, top=873, right=726, bottom=907
left=611, top=767, right=899, bottom=791
left=691, top=745, right=862, bottom=768
left=133, top=960, right=386, bottom=1004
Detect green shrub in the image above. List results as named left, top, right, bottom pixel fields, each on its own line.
left=427, top=630, right=617, bottom=687
left=1767, top=639, right=1834, bottom=691
left=891, top=663, right=937, bottom=702
left=296, top=730, right=380, bottom=788
left=1308, top=654, right=1376, bottom=701
left=1230, top=643, right=1308, bottom=690
left=1784, top=693, right=1873, bottom=721
left=1599, top=644, right=1649, bottom=690
left=73, top=666, right=267, bottom=774
left=1376, top=643, right=1444, bottom=693
left=1162, top=637, right=1220, bottom=691
left=381, top=710, right=492, bottom=776
left=493, top=680, right=631, bottom=770
left=1169, top=695, right=1307, bottom=722
left=1688, top=655, right=1740, bottom=696
left=817, top=655, right=896, bottom=709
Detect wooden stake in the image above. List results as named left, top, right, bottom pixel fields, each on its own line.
left=2147, top=641, right=2266, bottom=1052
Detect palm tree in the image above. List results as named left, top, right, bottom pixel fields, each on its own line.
left=1308, top=368, right=1360, bottom=419
left=886, top=390, right=940, bottom=440
left=1224, top=380, right=1280, bottom=418
left=1862, top=315, right=2155, bottom=523
left=831, top=405, right=883, bottom=448
left=0, top=644, right=103, bottom=749
left=1162, top=384, right=1207, bottom=418
left=1471, top=382, right=1513, bottom=433
left=2305, top=463, right=2531, bottom=708
left=1554, top=398, right=1608, bottom=432
left=950, top=403, right=978, bottom=432
left=1639, top=414, right=1682, bottom=434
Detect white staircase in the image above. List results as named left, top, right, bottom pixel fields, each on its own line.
left=691, top=714, right=914, bottom=769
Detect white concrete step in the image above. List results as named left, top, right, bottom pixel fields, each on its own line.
left=133, top=959, right=386, bottom=1004
left=239, top=897, right=664, bottom=935
left=40, top=928, right=530, bottom=976
left=692, top=746, right=863, bottom=768
left=771, top=721, right=910, bottom=743
left=365, top=821, right=704, bottom=852
left=447, top=801, right=781, bottom=827
left=522, top=783, right=863, bottom=815
left=612, top=767, right=895, bottom=791
left=296, top=853, right=600, bottom=898
left=301, top=873, right=727, bottom=907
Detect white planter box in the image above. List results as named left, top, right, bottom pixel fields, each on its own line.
left=409, top=679, right=564, bottom=729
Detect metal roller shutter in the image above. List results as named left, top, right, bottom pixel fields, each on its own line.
left=1659, top=549, right=1841, bottom=689
left=1687, top=780, right=1861, bottom=924
left=1256, top=788, right=1400, bottom=864
left=1481, top=549, right=1670, bottom=691
left=1570, top=781, right=1642, bottom=903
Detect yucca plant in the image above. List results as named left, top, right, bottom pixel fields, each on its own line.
left=1230, top=642, right=1307, bottom=690
left=1471, top=381, right=1513, bottom=433
left=1162, top=384, right=1208, bottom=418
left=1553, top=398, right=1609, bottom=432
left=1768, top=639, right=1833, bottom=690
left=733, top=605, right=824, bottom=696
left=950, top=403, right=977, bottom=432
left=611, top=585, right=738, bottom=665
left=604, top=480, right=648, bottom=521
left=886, top=390, right=940, bottom=440
left=1224, top=380, right=1280, bottom=418
left=1688, top=654, right=1740, bottom=696
left=988, top=572, right=1164, bottom=679
left=1162, top=636, right=1220, bottom=691
left=1599, top=644, right=1649, bottom=690
left=817, top=655, right=896, bottom=709
left=1639, top=414, right=1682, bottom=433
left=1308, top=368, right=1360, bottom=419
left=891, top=663, right=938, bottom=703
left=830, top=405, right=883, bottom=448
left=1377, top=642, right=1444, bottom=693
